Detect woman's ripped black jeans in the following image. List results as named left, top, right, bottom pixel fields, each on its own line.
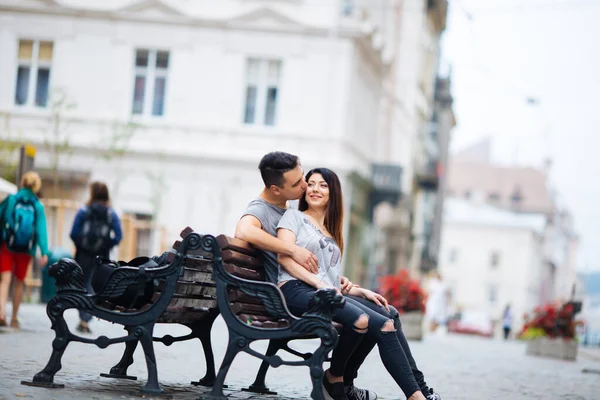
left=280, top=280, right=421, bottom=398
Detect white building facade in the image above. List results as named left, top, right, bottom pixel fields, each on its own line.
left=439, top=198, right=548, bottom=335
left=0, top=0, right=448, bottom=285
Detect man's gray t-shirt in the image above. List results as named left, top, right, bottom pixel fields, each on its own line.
left=276, top=209, right=341, bottom=289
left=241, top=198, right=287, bottom=284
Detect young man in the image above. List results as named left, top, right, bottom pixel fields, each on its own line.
left=236, top=152, right=440, bottom=400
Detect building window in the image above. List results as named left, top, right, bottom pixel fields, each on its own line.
left=511, top=186, right=523, bottom=208
left=449, top=248, right=457, bottom=263
left=15, top=40, right=53, bottom=108
left=488, top=285, right=497, bottom=304
left=132, top=49, right=169, bottom=116
left=488, top=192, right=501, bottom=202
left=490, top=251, right=500, bottom=268
left=243, top=58, right=281, bottom=126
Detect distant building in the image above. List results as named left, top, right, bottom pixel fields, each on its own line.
left=439, top=198, right=547, bottom=335
left=445, top=142, right=578, bottom=309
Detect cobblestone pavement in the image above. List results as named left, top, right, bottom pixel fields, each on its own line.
left=1, top=304, right=599, bottom=400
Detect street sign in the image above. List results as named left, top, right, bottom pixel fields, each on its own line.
left=16, top=144, right=36, bottom=184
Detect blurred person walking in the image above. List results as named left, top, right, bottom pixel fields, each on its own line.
left=425, top=271, right=448, bottom=333
left=502, top=304, right=513, bottom=340
left=0, top=171, right=49, bottom=329
left=70, top=181, right=122, bottom=333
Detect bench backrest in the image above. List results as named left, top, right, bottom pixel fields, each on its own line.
left=104, top=226, right=287, bottom=327
left=216, top=234, right=289, bottom=328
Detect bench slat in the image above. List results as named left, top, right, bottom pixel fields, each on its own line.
left=222, top=250, right=263, bottom=269
left=169, top=297, right=217, bottom=309
left=182, top=268, right=214, bottom=284
left=182, top=257, right=213, bottom=271
left=180, top=226, right=194, bottom=238
left=216, top=235, right=260, bottom=257
left=157, top=280, right=217, bottom=297
left=227, top=288, right=263, bottom=305
left=175, top=282, right=217, bottom=298
left=237, top=313, right=289, bottom=328
left=224, top=263, right=264, bottom=280
left=157, top=307, right=210, bottom=324
left=231, top=302, right=268, bottom=315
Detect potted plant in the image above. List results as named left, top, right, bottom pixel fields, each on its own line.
left=521, top=301, right=582, bottom=361
left=378, top=269, right=427, bottom=340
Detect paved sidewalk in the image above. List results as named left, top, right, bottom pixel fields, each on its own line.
left=580, top=346, right=600, bottom=362
left=1, top=304, right=600, bottom=400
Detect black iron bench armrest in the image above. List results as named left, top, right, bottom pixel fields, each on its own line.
left=48, top=232, right=204, bottom=325
left=206, top=233, right=344, bottom=333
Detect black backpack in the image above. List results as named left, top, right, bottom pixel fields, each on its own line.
left=79, top=206, right=112, bottom=253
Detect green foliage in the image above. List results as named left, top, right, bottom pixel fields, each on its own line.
left=101, top=120, right=139, bottom=160
left=520, top=327, right=547, bottom=340
left=0, top=139, right=21, bottom=183
left=45, top=88, right=77, bottom=193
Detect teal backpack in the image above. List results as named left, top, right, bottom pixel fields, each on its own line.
left=2, top=195, right=36, bottom=253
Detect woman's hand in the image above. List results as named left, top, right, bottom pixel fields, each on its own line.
left=317, top=282, right=343, bottom=296
left=340, top=276, right=354, bottom=294
left=361, top=289, right=390, bottom=311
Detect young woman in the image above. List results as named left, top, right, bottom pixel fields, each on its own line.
left=276, top=168, right=440, bottom=400
left=70, top=181, right=122, bottom=333
left=0, top=171, right=49, bottom=329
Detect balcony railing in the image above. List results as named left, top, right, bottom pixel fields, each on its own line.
left=368, top=163, right=403, bottom=221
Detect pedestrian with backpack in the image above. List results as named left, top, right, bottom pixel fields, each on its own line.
left=0, top=171, right=49, bottom=329
left=70, top=181, right=122, bottom=333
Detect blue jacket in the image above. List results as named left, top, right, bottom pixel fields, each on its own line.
left=0, top=188, right=49, bottom=256
left=70, top=203, right=123, bottom=250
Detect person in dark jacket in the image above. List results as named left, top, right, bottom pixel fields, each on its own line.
left=0, top=171, right=49, bottom=329
left=70, top=181, right=122, bottom=333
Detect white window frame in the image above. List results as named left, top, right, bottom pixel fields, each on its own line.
left=15, top=39, right=53, bottom=108
left=132, top=49, right=169, bottom=117
left=242, top=58, right=282, bottom=126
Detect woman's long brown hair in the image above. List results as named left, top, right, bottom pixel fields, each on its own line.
left=299, top=168, right=344, bottom=254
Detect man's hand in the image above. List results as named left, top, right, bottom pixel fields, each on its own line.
left=39, top=255, right=48, bottom=267
left=361, top=289, right=390, bottom=311
left=291, top=246, right=319, bottom=274
left=340, top=276, right=354, bottom=294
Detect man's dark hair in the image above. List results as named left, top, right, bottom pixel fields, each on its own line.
left=258, top=151, right=299, bottom=188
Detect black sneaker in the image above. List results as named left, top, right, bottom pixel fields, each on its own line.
left=345, top=385, right=378, bottom=400
left=322, top=375, right=349, bottom=400
left=427, top=388, right=442, bottom=400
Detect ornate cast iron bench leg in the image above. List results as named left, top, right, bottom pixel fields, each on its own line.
left=204, top=331, right=247, bottom=400
left=308, top=344, right=329, bottom=400
left=242, top=338, right=285, bottom=395
left=190, top=309, right=223, bottom=388
left=100, top=326, right=139, bottom=381
left=21, top=299, right=71, bottom=388
left=136, top=322, right=164, bottom=394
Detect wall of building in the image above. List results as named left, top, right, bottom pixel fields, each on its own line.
left=0, top=1, right=392, bottom=276
left=439, top=222, right=545, bottom=334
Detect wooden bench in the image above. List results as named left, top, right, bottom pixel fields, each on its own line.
left=98, top=227, right=221, bottom=388
left=21, top=229, right=219, bottom=395
left=22, top=226, right=344, bottom=399
left=104, top=226, right=344, bottom=399
left=205, top=231, right=345, bottom=400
